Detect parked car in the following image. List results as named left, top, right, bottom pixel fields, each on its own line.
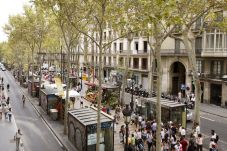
left=1, top=67, right=6, bottom=71
left=187, top=109, right=193, bottom=121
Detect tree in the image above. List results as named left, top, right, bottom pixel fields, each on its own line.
left=61, top=0, right=134, bottom=149
left=133, top=0, right=179, bottom=150
left=35, top=0, right=82, bottom=135
left=171, top=0, right=225, bottom=124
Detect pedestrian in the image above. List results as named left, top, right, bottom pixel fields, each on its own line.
left=187, top=142, right=196, bottom=151
left=138, top=115, right=142, bottom=128
left=196, top=133, right=203, bottom=151
left=209, top=138, right=218, bottom=151
left=180, top=127, right=186, bottom=138
left=1, top=77, right=3, bottom=83
left=135, top=97, right=138, bottom=107
left=7, top=108, right=12, bottom=122
left=174, top=140, right=182, bottom=151
left=14, top=129, right=22, bottom=151
left=180, top=137, right=188, bottom=151
left=146, top=131, right=153, bottom=151
left=80, top=97, right=83, bottom=108
left=170, top=134, right=177, bottom=149
left=194, top=122, right=200, bottom=138
left=141, top=119, right=146, bottom=130
left=119, top=125, right=125, bottom=143
left=211, top=130, right=219, bottom=143
left=0, top=104, right=2, bottom=119
left=6, top=97, right=10, bottom=105
left=130, top=134, right=136, bottom=150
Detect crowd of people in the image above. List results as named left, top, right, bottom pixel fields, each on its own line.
left=116, top=106, right=219, bottom=151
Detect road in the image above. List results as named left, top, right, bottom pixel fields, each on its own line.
left=124, top=92, right=227, bottom=150
left=2, top=70, right=63, bottom=151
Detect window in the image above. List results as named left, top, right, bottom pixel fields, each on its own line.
left=212, top=61, right=222, bottom=75
left=143, top=41, right=148, bottom=53
left=135, top=41, right=139, bottom=52
left=216, top=34, right=223, bottom=49
left=196, top=60, right=202, bottom=73
left=113, top=43, right=117, bottom=52
left=215, top=11, right=223, bottom=22
left=119, top=43, right=123, bottom=52
left=104, top=32, right=106, bottom=40
left=175, top=39, right=180, bottom=52
left=119, top=57, right=123, bottom=66
left=206, top=34, right=214, bottom=49
left=195, top=17, right=202, bottom=29
left=195, top=37, right=202, bottom=53
left=142, top=58, right=148, bottom=70
left=133, top=58, right=139, bottom=69
left=109, top=57, right=111, bottom=65
left=108, top=31, right=112, bottom=39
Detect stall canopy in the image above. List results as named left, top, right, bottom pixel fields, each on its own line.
left=85, top=82, right=119, bottom=89
left=56, top=90, right=80, bottom=99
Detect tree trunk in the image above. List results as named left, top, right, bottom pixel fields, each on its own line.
left=155, top=44, right=162, bottom=151
left=96, top=43, right=103, bottom=151
left=120, top=36, right=133, bottom=106
left=64, top=46, right=71, bottom=135
left=148, top=45, right=154, bottom=97
left=182, top=30, right=201, bottom=124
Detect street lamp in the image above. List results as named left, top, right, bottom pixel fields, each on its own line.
left=122, top=104, right=131, bottom=151
left=80, top=67, right=83, bottom=90
left=130, top=74, right=135, bottom=111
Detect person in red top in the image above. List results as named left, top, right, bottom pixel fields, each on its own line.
left=102, top=106, right=107, bottom=113
left=180, top=137, right=188, bottom=151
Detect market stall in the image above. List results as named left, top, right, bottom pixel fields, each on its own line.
left=68, top=107, right=114, bottom=151
left=84, top=82, right=120, bottom=109
left=40, top=87, right=59, bottom=114
left=28, top=79, right=40, bottom=97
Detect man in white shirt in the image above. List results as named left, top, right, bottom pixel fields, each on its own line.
left=180, top=127, right=186, bottom=138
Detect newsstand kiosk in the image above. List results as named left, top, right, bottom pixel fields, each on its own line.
left=68, top=107, right=114, bottom=151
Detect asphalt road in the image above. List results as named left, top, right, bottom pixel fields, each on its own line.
left=1, top=70, right=63, bottom=151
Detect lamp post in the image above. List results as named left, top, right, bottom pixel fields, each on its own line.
left=130, top=74, right=135, bottom=112
left=122, top=104, right=131, bottom=151
left=80, top=67, right=83, bottom=90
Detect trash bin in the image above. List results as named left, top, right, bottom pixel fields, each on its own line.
left=50, top=109, right=58, bottom=120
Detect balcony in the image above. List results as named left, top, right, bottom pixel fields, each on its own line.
left=201, top=50, right=227, bottom=57
left=161, top=49, right=187, bottom=56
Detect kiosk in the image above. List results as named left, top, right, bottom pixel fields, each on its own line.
left=68, top=107, right=114, bottom=151
left=142, top=97, right=186, bottom=127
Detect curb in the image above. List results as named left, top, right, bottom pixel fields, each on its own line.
left=201, top=109, right=227, bottom=119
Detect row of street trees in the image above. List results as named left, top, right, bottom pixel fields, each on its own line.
left=0, top=0, right=226, bottom=150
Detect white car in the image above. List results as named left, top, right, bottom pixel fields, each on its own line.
left=187, top=109, right=193, bottom=121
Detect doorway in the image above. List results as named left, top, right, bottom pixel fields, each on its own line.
left=170, top=62, right=186, bottom=95
left=210, top=84, right=222, bottom=106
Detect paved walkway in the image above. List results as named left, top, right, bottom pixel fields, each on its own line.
left=0, top=86, right=24, bottom=151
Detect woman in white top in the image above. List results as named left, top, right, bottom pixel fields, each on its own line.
left=196, top=133, right=203, bottom=151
